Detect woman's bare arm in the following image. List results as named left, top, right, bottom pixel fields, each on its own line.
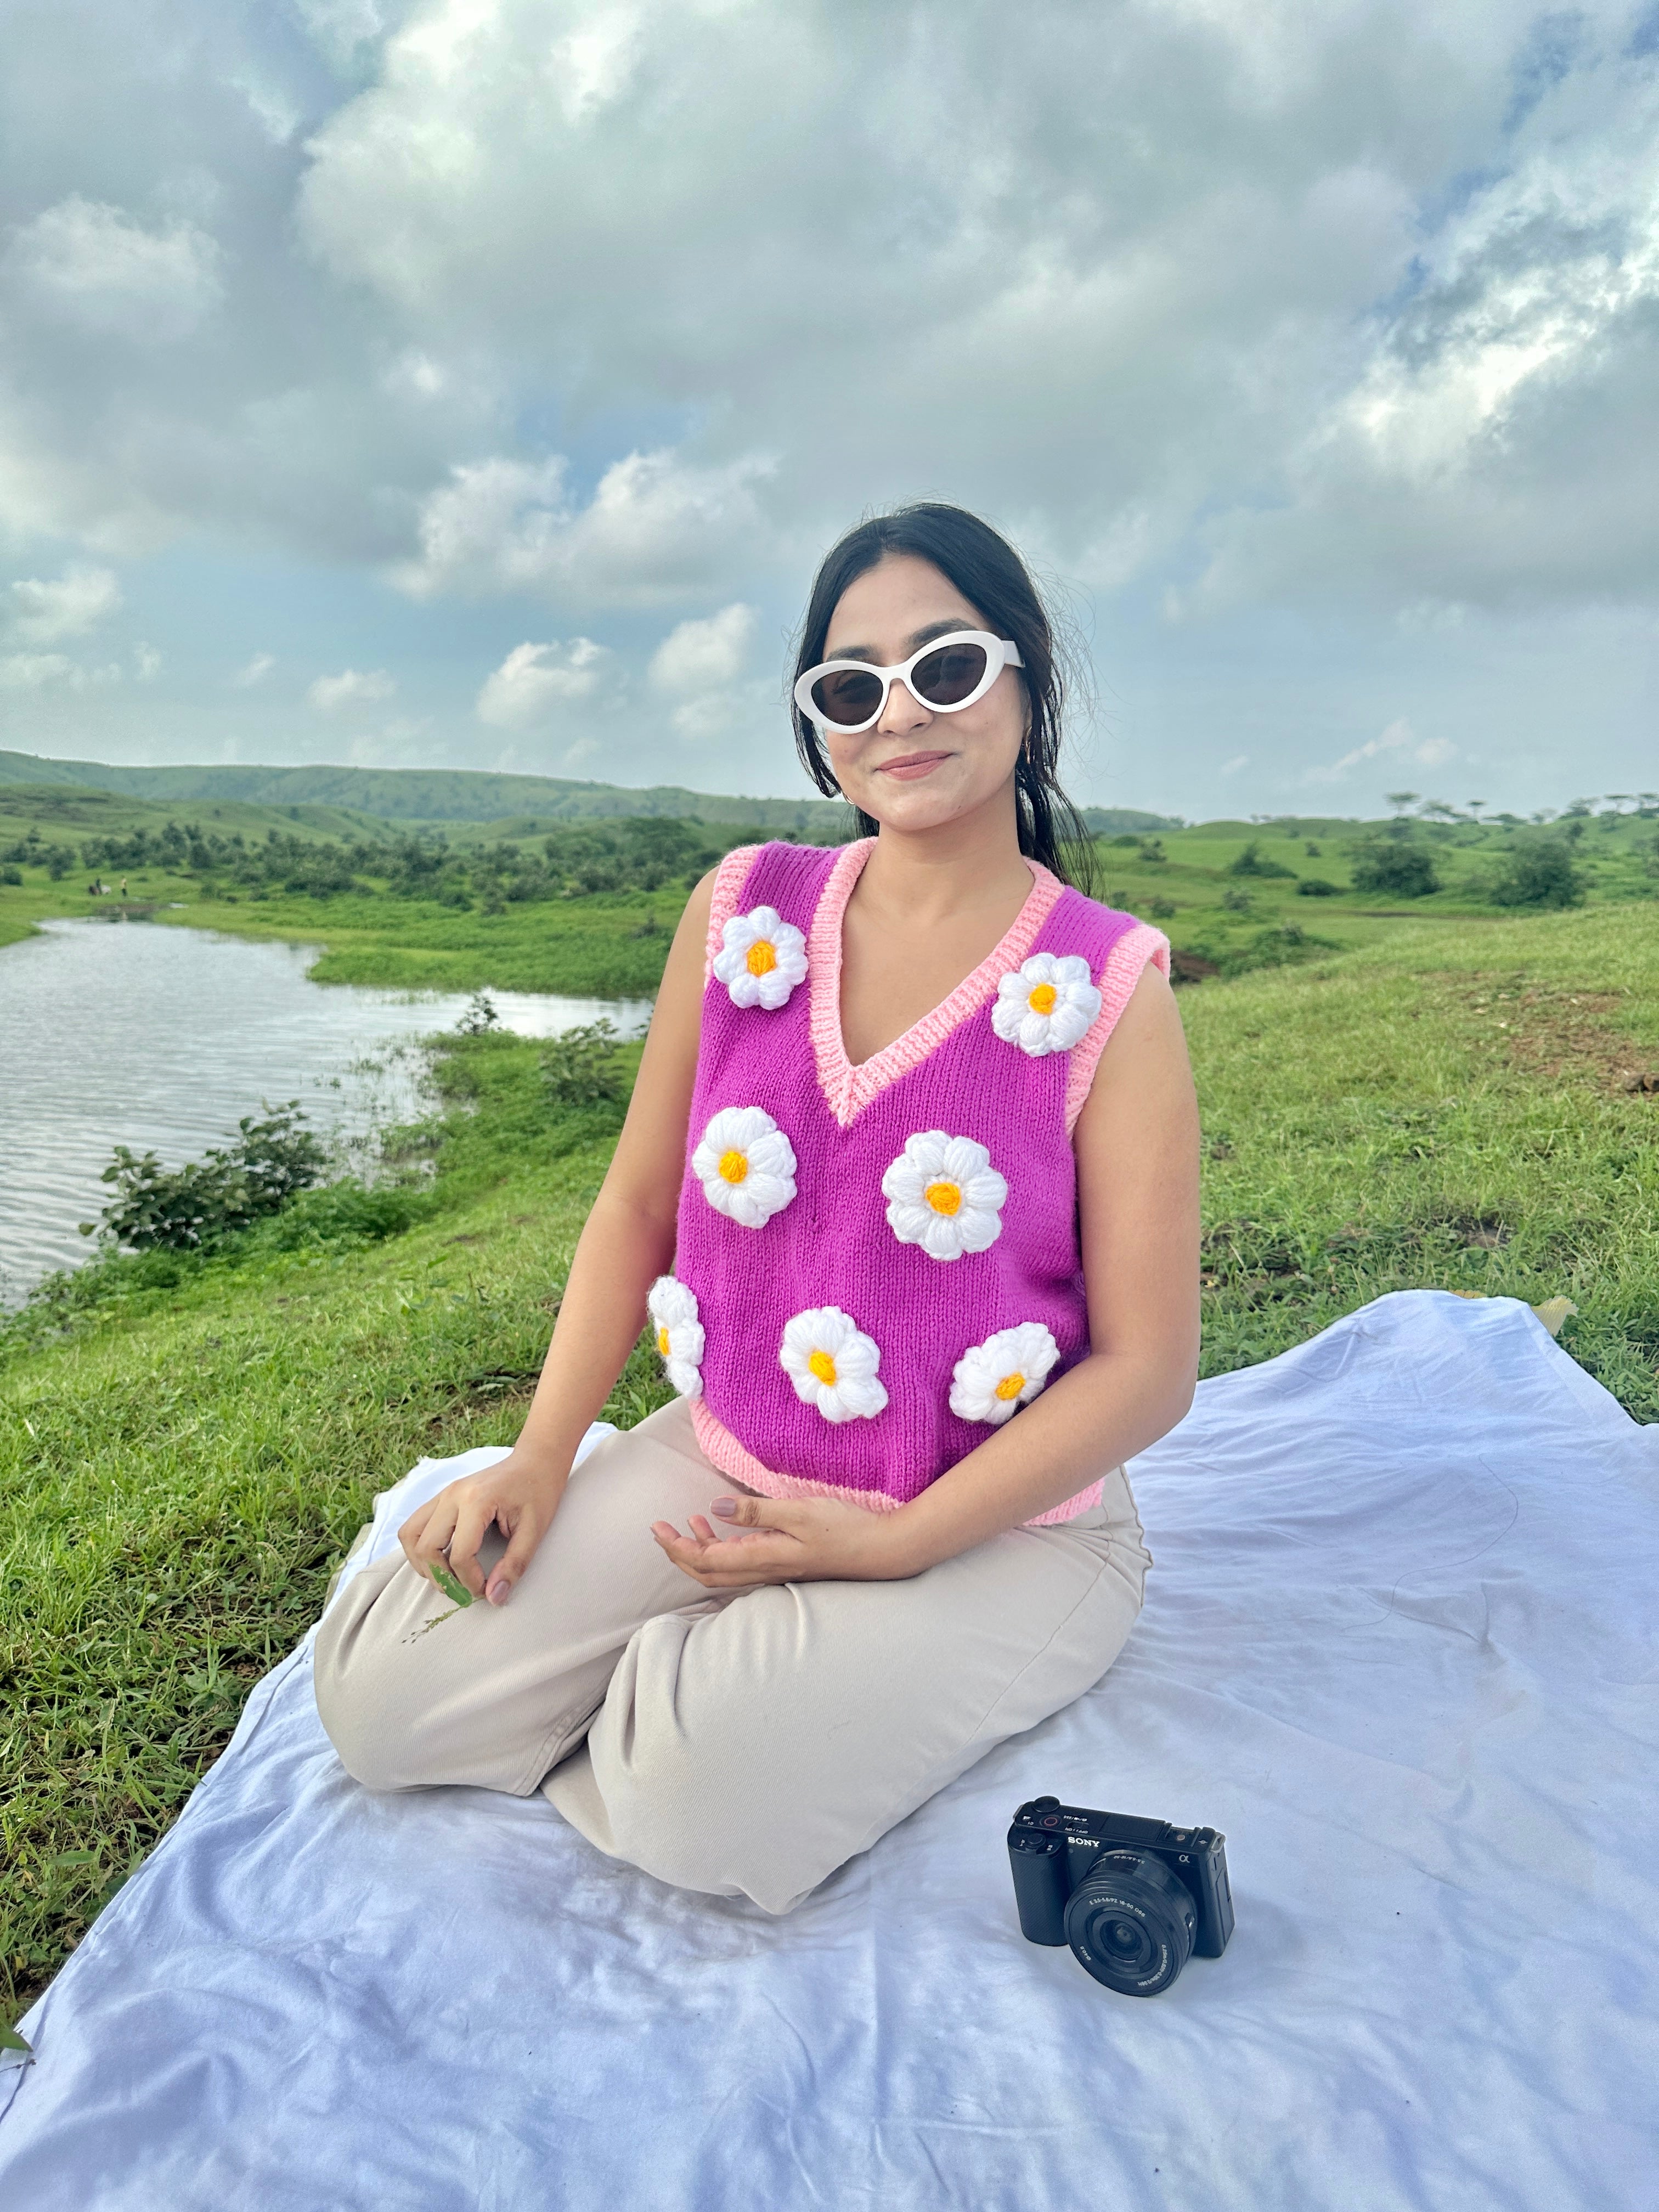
left=396, top=869, right=713, bottom=1601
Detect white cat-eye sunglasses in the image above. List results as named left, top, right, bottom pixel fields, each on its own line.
left=793, top=630, right=1024, bottom=735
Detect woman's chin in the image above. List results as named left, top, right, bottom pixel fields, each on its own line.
left=856, top=777, right=1001, bottom=836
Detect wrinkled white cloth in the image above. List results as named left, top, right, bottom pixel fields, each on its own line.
left=2, top=1291, right=1656, bottom=2211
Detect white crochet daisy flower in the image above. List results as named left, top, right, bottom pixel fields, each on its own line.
left=646, top=1276, right=704, bottom=1398
left=950, top=1322, right=1060, bottom=1426
left=779, top=1306, right=889, bottom=1423
left=881, top=1130, right=1008, bottom=1261
left=691, top=1104, right=798, bottom=1228
left=712, top=905, right=809, bottom=1011
left=991, top=952, right=1102, bottom=1057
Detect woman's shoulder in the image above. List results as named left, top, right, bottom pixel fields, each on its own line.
left=1032, top=877, right=1173, bottom=1135
left=704, top=838, right=845, bottom=979
left=1041, top=875, right=1169, bottom=978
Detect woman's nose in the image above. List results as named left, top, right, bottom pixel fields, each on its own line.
left=876, top=676, right=930, bottom=738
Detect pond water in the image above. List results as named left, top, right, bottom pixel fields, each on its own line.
left=0, top=917, right=652, bottom=1304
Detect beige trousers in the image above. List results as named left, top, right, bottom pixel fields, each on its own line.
left=313, top=1399, right=1150, bottom=1915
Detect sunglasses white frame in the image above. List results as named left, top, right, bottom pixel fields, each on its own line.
left=793, top=630, right=1024, bottom=735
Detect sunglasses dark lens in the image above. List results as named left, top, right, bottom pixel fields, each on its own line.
left=811, top=667, right=885, bottom=725
left=911, top=641, right=989, bottom=707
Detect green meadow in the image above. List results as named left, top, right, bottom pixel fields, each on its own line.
left=3, top=781, right=1658, bottom=2022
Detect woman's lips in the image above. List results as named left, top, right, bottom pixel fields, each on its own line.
left=877, top=750, right=952, bottom=781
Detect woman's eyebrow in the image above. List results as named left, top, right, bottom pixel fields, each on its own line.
left=824, top=619, right=975, bottom=662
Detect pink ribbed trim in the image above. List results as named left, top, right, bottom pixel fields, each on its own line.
left=691, top=1399, right=1105, bottom=1526
left=1063, top=923, right=1172, bottom=1136
left=808, top=840, right=1065, bottom=1128
left=703, top=844, right=763, bottom=985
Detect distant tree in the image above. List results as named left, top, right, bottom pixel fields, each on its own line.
left=1385, top=791, right=1419, bottom=815
left=1489, top=838, right=1585, bottom=910
left=1349, top=837, right=1440, bottom=898
left=1226, top=839, right=1295, bottom=879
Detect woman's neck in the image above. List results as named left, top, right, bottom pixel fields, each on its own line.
left=853, top=791, right=1032, bottom=932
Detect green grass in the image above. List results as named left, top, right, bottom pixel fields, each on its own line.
left=3, top=890, right=1659, bottom=2023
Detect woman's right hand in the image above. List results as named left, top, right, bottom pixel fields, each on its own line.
left=398, top=1447, right=567, bottom=1607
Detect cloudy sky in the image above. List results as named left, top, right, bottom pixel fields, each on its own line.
left=2, top=0, right=1656, bottom=818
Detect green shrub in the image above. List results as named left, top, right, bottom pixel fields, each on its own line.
left=1348, top=839, right=1440, bottom=898
left=85, top=1105, right=328, bottom=1252
left=1226, top=840, right=1296, bottom=879
left=541, top=1019, right=627, bottom=1109
left=0, top=866, right=21, bottom=886
left=1490, top=839, right=1585, bottom=910
left=1297, top=878, right=1340, bottom=897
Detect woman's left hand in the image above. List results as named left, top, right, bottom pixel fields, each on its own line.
left=650, top=1493, right=918, bottom=1588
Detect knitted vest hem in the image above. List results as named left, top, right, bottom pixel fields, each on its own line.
left=690, top=1396, right=1106, bottom=1526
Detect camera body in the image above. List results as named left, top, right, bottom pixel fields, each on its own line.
left=1008, top=1797, right=1234, bottom=1996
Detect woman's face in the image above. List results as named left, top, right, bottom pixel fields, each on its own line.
left=818, top=553, right=1028, bottom=835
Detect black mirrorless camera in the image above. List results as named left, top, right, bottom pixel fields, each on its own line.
left=1008, top=1798, right=1234, bottom=1996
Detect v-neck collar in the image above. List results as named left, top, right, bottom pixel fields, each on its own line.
left=805, top=838, right=1064, bottom=1128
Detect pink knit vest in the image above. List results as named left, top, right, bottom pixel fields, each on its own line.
left=661, top=838, right=1170, bottom=1525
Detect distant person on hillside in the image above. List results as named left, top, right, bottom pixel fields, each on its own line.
left=317, top=504, right=1200, bottom=1914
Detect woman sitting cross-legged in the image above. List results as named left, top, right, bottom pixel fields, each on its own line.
left=314, top=503, right=1200, bottom=1916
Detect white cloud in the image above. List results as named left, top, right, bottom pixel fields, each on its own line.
left=1308, top=717, right=1458, bottom=783
left=5, top=563, right=122, bottom=643
left=648, top=603, right=756, bottom=695
left=134, top=641, right=161, bottom=681
left=394, top=448, right=775, bottom=607
left=475, top=638, right=612, bottom=729
left=307, top=665, right=397, bottom=712
left=4, top=196, right=224, bottom=344
left=0, top=652, right=74, bottom=691
left=1220, top=753, right=1250, bottom=776
left=0, top=651, right=121, bottom=691
left=648, top=603, right=761, bottom=741
left=232, top=651, right=275, bottom=688
left=294, top=0, right=393, bottom=71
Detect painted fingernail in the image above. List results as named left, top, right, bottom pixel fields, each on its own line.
left=710, top=1498, right=738, bottom=1519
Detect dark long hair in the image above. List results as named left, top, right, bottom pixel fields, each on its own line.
left=791, top=503, right=1096, bottom=894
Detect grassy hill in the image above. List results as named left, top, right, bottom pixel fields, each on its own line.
left=0, top=747, right=856, bottom=828
left=0, top=747, right=1175, bottom=837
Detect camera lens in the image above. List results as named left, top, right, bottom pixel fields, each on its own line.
left=1063, top=1850, right=1196, bottom=1997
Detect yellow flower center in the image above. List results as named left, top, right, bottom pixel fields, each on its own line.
left=808, top=1349, right=838, bottom=1386
left=718, top=1148, right=749, bottom=1183
left=995, top=1371, right=1026, bottom=1401
left=924, top=1179, right=963, bottom=1216
left=657, top=1326, right=672, bottom=1356
left=1027, top=981, right=1058, bottom=1015
left=746, top=939, right=778, bottom=977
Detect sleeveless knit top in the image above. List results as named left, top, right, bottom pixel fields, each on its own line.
left=647, top=839, right=1170, bottom=1526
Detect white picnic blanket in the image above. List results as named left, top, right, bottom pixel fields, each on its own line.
left=2, top=1290, right=1656, bottom=2210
